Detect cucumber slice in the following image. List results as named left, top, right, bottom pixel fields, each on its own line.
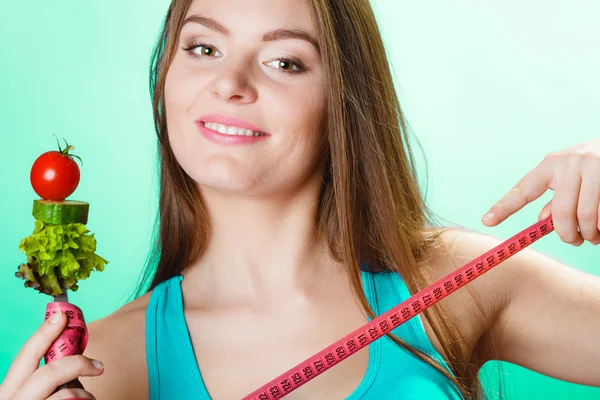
left=32, top=200, right=89, bottom=225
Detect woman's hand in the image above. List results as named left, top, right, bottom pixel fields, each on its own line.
left=0, top=311, right=104, bottom=400
left=481, top=137, right=600, bottom=246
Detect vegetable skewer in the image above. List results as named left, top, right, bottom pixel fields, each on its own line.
left=17, top=137, right=107, bottom=394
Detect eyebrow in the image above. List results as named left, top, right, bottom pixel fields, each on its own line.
left=181, top=14, right=320, bottom=54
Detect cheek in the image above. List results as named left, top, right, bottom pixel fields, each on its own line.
left=164, top=58, right=213, bottom=113
left=164, top=65, right=205, bottom=150
left=163, top=69, right=199, bottom=176
left=276, top=114, right=327, bottom=180
left=291, top=91, right=327, bottom=159
left=164, top=67, right=193, bottom=114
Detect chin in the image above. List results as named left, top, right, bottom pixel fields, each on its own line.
left=197, top=178, right=258, bottom=194
left=191, top=165, right=260, bottom=194
left=175, top=150, right=253, bottom=188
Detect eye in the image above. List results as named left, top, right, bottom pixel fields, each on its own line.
left=181, top=40, right=309, bottom=75
left=181, top=41, right=222, bottom=58
left=264, top=58, right=308, bottom=74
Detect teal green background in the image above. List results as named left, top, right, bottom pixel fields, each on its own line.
left=1, top=0, right=598, bottom=398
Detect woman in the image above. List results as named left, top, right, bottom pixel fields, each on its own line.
left=1, top=0, right=599, bottom=398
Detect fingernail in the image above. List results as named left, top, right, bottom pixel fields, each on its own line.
left=92, top=359, right=104, bottom=370
left=482, top=212, right=495, bottom=220
left=49, top=311, right=62, bottom=324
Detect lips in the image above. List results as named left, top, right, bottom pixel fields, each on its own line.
left=198, top=114, right=269, bottom=135
left=196, top=120, right=270, bottom=146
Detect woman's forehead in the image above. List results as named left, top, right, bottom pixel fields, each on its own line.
left=184, top=0, right=316, bottom=33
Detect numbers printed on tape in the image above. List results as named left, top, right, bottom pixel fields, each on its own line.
left=243, top=217, right=554, bottom=400
left=44, top=302, right=88, bottom=364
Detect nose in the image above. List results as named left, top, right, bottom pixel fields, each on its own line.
left=209, top=57, right=258, bottom=104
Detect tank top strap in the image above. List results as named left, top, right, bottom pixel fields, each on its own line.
left=368, top=271, right=455, bottom=372
left=145, top=271, right=460, bottom=399
left=358, top=270, right=465, bottom=400
left=146, top=275, right=207, bottom=399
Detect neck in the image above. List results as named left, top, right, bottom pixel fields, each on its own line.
left=181, top=181, right=346, bottom=308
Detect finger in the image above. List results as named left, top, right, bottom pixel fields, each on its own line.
left=47, top=388, right=96, bottom=400
left=538, top=199, right=553, bottom=221
left=552, top=159, right=584, bottom=246
left=597, top=202, right=600, bottom=244
left=0, top=311, right=68, bottom=396
left=577, top=169, right=600, bottom=244
left=483, top=157, right=554, bottom=226
left=13, top=355, right=103, bottom=400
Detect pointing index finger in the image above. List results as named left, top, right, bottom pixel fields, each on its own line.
left=483, top=157, right=555, bottom=225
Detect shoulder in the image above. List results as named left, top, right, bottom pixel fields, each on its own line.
left=419, top=226, right=526, bottom=365
left=79, top=290, right=153, bottom=400
left=433, top=225, right=600, bottom=385
left=428, top=226, right=518, bottom=310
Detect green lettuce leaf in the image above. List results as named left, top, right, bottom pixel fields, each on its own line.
left=16, top=220, right=108, bottom=296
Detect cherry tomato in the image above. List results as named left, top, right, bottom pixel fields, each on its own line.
left=30, top=137, right=82, bottom=201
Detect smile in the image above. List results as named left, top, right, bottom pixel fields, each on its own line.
left=201, top=122, right=266, bottom=137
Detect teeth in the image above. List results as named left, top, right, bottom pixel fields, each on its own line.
left=203, top=122, right=264, bottom=137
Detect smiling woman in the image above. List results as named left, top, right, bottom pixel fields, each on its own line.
left=84, top=0, right=480, bottom=397
left=85, top=0, right=483, bottom=397
left=2, top=0, right=600, bottom=399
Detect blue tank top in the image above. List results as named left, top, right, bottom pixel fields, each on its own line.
left=146, top=270, right=464, bottom=399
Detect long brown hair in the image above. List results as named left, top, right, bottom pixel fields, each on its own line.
left=132, top=0, right=493, bottom=398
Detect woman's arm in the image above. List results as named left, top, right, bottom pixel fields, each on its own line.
left=465, top=137, right=600, bottom=384
left=444, top=228, right=600, bottom=386
left=479, top=240, right=600, bottom=385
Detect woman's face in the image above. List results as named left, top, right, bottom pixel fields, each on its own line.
left=164, top=0, right=327, bottom=196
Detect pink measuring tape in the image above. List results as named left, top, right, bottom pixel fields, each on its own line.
left=243, top=216, right=555, bottom=399
left=43, top=301, right=88, bottom=393
left=43, top=302, right=88, bottom=365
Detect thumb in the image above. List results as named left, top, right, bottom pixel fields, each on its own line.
left=538, top=199, right=552, bottom=221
